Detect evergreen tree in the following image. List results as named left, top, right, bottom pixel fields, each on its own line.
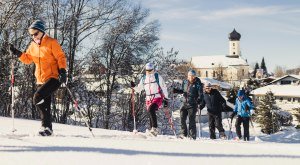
left=293, top=107, right=300, bottom=129
left=253, top=62, right=260, bottom=78
left=255, top=91, right=280, bottom=134
left=260, top=57, right=268, bottom=75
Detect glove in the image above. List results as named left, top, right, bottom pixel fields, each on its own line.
left=197, top=98, right=201, bottom=105
left=163, top=98, right=168, bottom=107
left=230, top=112, right=236, bottom=120
left=173, top=88, right=176, bottom=93
left=250, top=110, right=255, bottom=116
left=9, top=44, right=22, bottom=58
left=130, top=81, right=135, bottom=88
left=58, top=68, right=67, bottom=84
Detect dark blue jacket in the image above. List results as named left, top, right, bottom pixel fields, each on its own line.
left=200, top=89, right=226, bottom=115
left=174, top=77, right=203, bottom=106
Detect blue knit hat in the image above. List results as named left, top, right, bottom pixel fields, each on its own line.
left=29, top=20, right=45, bottom=33
left=237, top=90, right=245, bottom=97
left=188, top=70, right=196, bottom=76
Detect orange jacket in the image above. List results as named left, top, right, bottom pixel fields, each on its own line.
left=19, top=35, right=67, bottom=84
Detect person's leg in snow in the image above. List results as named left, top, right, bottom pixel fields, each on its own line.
left=34, top=78, right=60, bottom=136
left=215, top=113, right=226, bottom=139
left=208, top=113, right=216, bottom=139
left=148, top=103, right=159, bottom=136
left=235, top=116, right=243, bottom=140
left=187, top=105, right=197, bottom=140
left=180, top=104, right=189, bottom=138
left=243, top=117, right=250, bottom=141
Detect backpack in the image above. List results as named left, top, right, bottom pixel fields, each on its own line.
left=142, top=72, right=162, bottom=96
left=142, top=72, right=160, bottom=87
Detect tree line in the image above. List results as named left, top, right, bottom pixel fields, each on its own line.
left=0, top=0, right=188, bottom=133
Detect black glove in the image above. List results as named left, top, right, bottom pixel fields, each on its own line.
left=230, top=112, right=236, bottom=120
left=9, top=44, right=22, bottom=58
left=222, top=103, right=227, bottom=111
left=163, top=98, right=168, bottom=107
left=130, top=81, right=135, bottom=88
left=197, top=98, right=201, bottom=105
left=58, top=68, right=67, bottom=84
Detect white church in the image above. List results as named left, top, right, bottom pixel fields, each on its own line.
left=191, top=29, right=250, bottom=86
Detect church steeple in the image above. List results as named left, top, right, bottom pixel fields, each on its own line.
left=227, top=28, right=241, bottom=58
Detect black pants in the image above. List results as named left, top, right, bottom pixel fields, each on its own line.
left=148, top=103, right=158, bottom=128
left=180, top=103, right=197, bottom=139
left=208, top=113, right=225, bottom=139
left=235, top=116, right=250, bottom=141
left=33, top=78, right=60, bottom=130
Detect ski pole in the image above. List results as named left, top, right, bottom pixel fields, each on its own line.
left=64, top=83, right=95, bottom=137
left=163, top=106, right=177, bottom=137
left=198, top=108, right=202, bottom=138
left=249, top=117, right=259, bottom=141
left=9, top=45, right=17, bottom=133
left=131, top=87, right=137, bottom=133
left=228, top=116, right=233, bottom=140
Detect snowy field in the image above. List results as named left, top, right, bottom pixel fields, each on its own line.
left=0, top=116, right=300, bottom=165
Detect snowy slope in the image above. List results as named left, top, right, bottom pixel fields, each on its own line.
left=0, top=117, right=300, bottom=165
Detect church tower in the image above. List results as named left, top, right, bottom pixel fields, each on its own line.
left=227, top=29, right=241, bottom=58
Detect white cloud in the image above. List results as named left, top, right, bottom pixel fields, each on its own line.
left=199, top=6, right=285, bottom=20
left=148, top=5, right=297, bottom=21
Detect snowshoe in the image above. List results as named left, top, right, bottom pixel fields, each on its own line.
left=178, top=134, right=187, bottom=139
left=39, top=127, right=53, bottom=136
left=219, top=132, right=227, bottom=140
left=149, top=127, right=159, bottom=137
left=233, top=137, right=242, bottom=141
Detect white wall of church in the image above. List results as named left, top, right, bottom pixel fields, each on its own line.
left=229, top=41, right=240, bottom=56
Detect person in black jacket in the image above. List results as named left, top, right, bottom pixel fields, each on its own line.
left=200, top=83, right=227, bottom=139
left=173, top=70, right=203, bottom=139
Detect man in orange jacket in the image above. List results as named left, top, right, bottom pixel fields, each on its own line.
left=10, top=20, right=67, bottom=136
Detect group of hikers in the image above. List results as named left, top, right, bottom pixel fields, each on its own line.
left=131, top=62, right=255, bottom=141
left=8, top=19, right=255, bottom=140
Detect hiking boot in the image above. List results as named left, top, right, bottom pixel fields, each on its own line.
left=39, top=127, right=53, bottom=136
left=150, top=127, right=159, bottom=136
left=219, top=132, right=227, bottom=139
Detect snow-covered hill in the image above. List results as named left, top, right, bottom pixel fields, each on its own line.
left=0, top=117, right=299, bottom=165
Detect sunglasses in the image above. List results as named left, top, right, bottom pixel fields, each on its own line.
left=205, top=87, right=212, bottom=90
left=30, top=31, right=39, bottom=37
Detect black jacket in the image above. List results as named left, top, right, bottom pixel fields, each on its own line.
left=173, top=77, right=203, bottom=106
left=200, top=89, right=226, bottom=115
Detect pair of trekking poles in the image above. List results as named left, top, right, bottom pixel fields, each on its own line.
left=7, top=46, right=94, bottom=137
left=130, top=87, right=177, bottom=137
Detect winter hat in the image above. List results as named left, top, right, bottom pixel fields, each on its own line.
left=188, top=70, right=196, bottom=76
left=29, top=20, right=46, bottom=33
left=205, top=82, right=212, bottom=88
left=237, top=90, right=245, bottom=97
left=145, top=62, right=154, bottom=71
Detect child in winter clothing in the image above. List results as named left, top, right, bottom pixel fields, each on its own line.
left=231, top=90, right=254, bottom=141
left=131, top=62, right=169, bottom=136
left=173, top=70, right=203, bottom=139
left=9, top=20, right=67, bottom=136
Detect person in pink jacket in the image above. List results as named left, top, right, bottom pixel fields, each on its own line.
left=131, top=62, right=169, bottom=136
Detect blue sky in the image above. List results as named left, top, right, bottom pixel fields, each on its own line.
left=137, top=0, right=300, bottom=72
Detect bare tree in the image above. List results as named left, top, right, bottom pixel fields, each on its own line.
left=90, top=4, right=160, bottom=129
left=274, top=65, right=286, bottom=77
left=213, top=63, right=225, bottom=81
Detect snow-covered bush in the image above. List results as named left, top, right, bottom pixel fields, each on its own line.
left=275, top=110, right=293, bottom=126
